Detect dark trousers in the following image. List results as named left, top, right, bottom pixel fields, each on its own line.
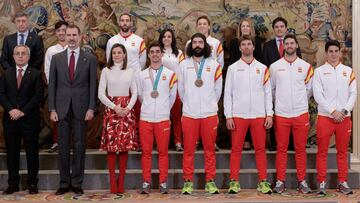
left=57, top=108, right=87, bottom=188
left=3, top=118, right=39, bottom=187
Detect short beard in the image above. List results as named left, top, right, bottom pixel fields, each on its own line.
left=285, top=49, right=296, bottom=56
left=120, top=27, right=130, bottom=33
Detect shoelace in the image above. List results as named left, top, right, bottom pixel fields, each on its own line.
left=300, top=180, right=309, bottom=188
left=276, top=180, right=283, bottom=187
left=142, top=182, right=150, bottom=188
left=340, top=182, right=350, bottom=188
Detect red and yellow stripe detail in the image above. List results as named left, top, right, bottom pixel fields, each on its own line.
left=139, top=40, right=146, bottom=54
left=169, top=73, right=177, bottom=89
left=216, top=44, right=223, bottom=56
left=263, top=68, right=270, bottom=85
left=304, top=66, right=314, bottom=84
left=349, top=71, right=356, bottom=86
left=214, top=65, right=222, bottom=81
left=178, top=53, right=185, bottom=63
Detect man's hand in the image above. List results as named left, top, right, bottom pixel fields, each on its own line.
left=9, top=109, right=23, bottom=120
left=85, top=109, right=94, bottom=121
left=264, top=116, right=273, bottom=129
left=226, top=118, right=235, bottom=130
left=50, top=111, right=59, bottom=122
left=331, top=110, right=345, bottom=123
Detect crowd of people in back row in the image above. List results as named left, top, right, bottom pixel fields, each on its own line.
left=0, top=11, right=356, bottom=196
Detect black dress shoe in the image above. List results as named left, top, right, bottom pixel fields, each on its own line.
left=28, top=185, right=38, bottom=194
left=2, top=186, right=19, bottom=195
left=55, top=187, right=70, bottom=195
left=72, top=187, right=84, bottom=194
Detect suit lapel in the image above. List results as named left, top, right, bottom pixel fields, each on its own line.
left=272, top=39, right=280, bottom=59
left=74, top=50, right=86, bottom=80
left=19, top=67, right=31, bottom=91
left=10, top=67, right=18, bottom=91
left=25, top=32, right=33, bottom=47
left=59, top=50, right=71, bottom=82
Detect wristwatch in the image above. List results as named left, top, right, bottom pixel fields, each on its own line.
left=341, top=108, right=348, bottom=115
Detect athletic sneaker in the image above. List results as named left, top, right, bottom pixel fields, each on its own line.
left=297, top=180, right=312, bottom=194
left=205, top=180, right=219, bottom=194
left=228, top=180, right=240, bottom=194
left=273, top=180, right=286, bottom=194
left=140, top=182, right=150, bottom=194
left=182, top=180, right=193, bottom=195
left=257, top=180, right=272, bottom=194
left=159, top=182, right=168, bottom=194
left=317, top=181, right=326, bottom=195
left=337, top=181, right=353, bottom=195
left=175, top=143, right=184, bottom=152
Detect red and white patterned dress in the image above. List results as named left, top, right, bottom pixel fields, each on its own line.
left=100, top=96, right=139, bottom=152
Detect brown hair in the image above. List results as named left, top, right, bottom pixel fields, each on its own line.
left=239, top=35, right=256, bottom=46
left=106, top=43, right=127, bottom=70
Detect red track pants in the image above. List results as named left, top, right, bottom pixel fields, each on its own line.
left=316, top=116, right=352, bottom=182
left=182, top=115, right=218, bottom=181
left=139, top=120, right=170, bottom=183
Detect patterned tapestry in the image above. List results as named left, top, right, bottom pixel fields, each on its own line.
left=0, top=0, right=352, bottom=148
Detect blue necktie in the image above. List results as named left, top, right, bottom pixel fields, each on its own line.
left=19, top=34, right=25, bottom=45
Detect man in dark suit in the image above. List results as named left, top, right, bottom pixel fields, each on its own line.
left=48, top=24, right=97, bottom=195
left=262, top=17, right=302, bottom=151
left=262, top=17, right=302, bottom=67
left=0, top=45, right=44, bottom=195
left=0, top=11, right=44, bottom=70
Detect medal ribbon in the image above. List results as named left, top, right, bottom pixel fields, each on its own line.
left=149, top=65, right=163, bottom=91
left=193, top=58, right=205, bottom=80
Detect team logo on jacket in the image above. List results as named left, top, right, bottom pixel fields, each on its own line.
left=210, top=45, right=213, bottom=51
left=256, top=69, right=260, bottom=74
left=206, top=67, right=211, bottom=72
left=162, top=75, right=167, bottom=80
left=343, top=71, right=347, bottom=77
left=298, top=67, right=302, bottom=73
left=131, top=41, right=135, bottom=46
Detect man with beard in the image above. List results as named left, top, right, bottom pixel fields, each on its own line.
left=48, top=25, right=97, bottom=195
left=137, top=42, right=177, bottom=194
left=270, top=34, right=313, bottom=194
left=224, top=35, right=273, bottom=194
left=262, top=17, right=302, bottom=151
left=44, top=20, right=68, bottom=153
left=185, top=16, right=223, bottom=151
left=178, top=33, right=222, bottom=195
left=313, top=40, right=356, bottom=195
left=106, top=13, right=146, bottom=72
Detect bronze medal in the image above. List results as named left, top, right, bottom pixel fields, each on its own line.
left=150, top=90, right=159, bottom=98
left=195, top=79, right=203, bottom=87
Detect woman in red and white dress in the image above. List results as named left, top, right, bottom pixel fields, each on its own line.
left=158, top=28, right=185, bottom=151
left=98, top=43, right=138, bottom=194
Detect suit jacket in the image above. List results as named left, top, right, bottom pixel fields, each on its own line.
left=48, top=49, right=97, bottom=120
left=262, top=38, right=302, bottom=67
left=0, top=31, right=44, bottom=70
left=0, top=66, right=44, bottom=126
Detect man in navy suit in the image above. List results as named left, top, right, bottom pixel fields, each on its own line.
left=0, top=11, right=44, bottom=70
left=262, top=17, right=301, bottom=67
